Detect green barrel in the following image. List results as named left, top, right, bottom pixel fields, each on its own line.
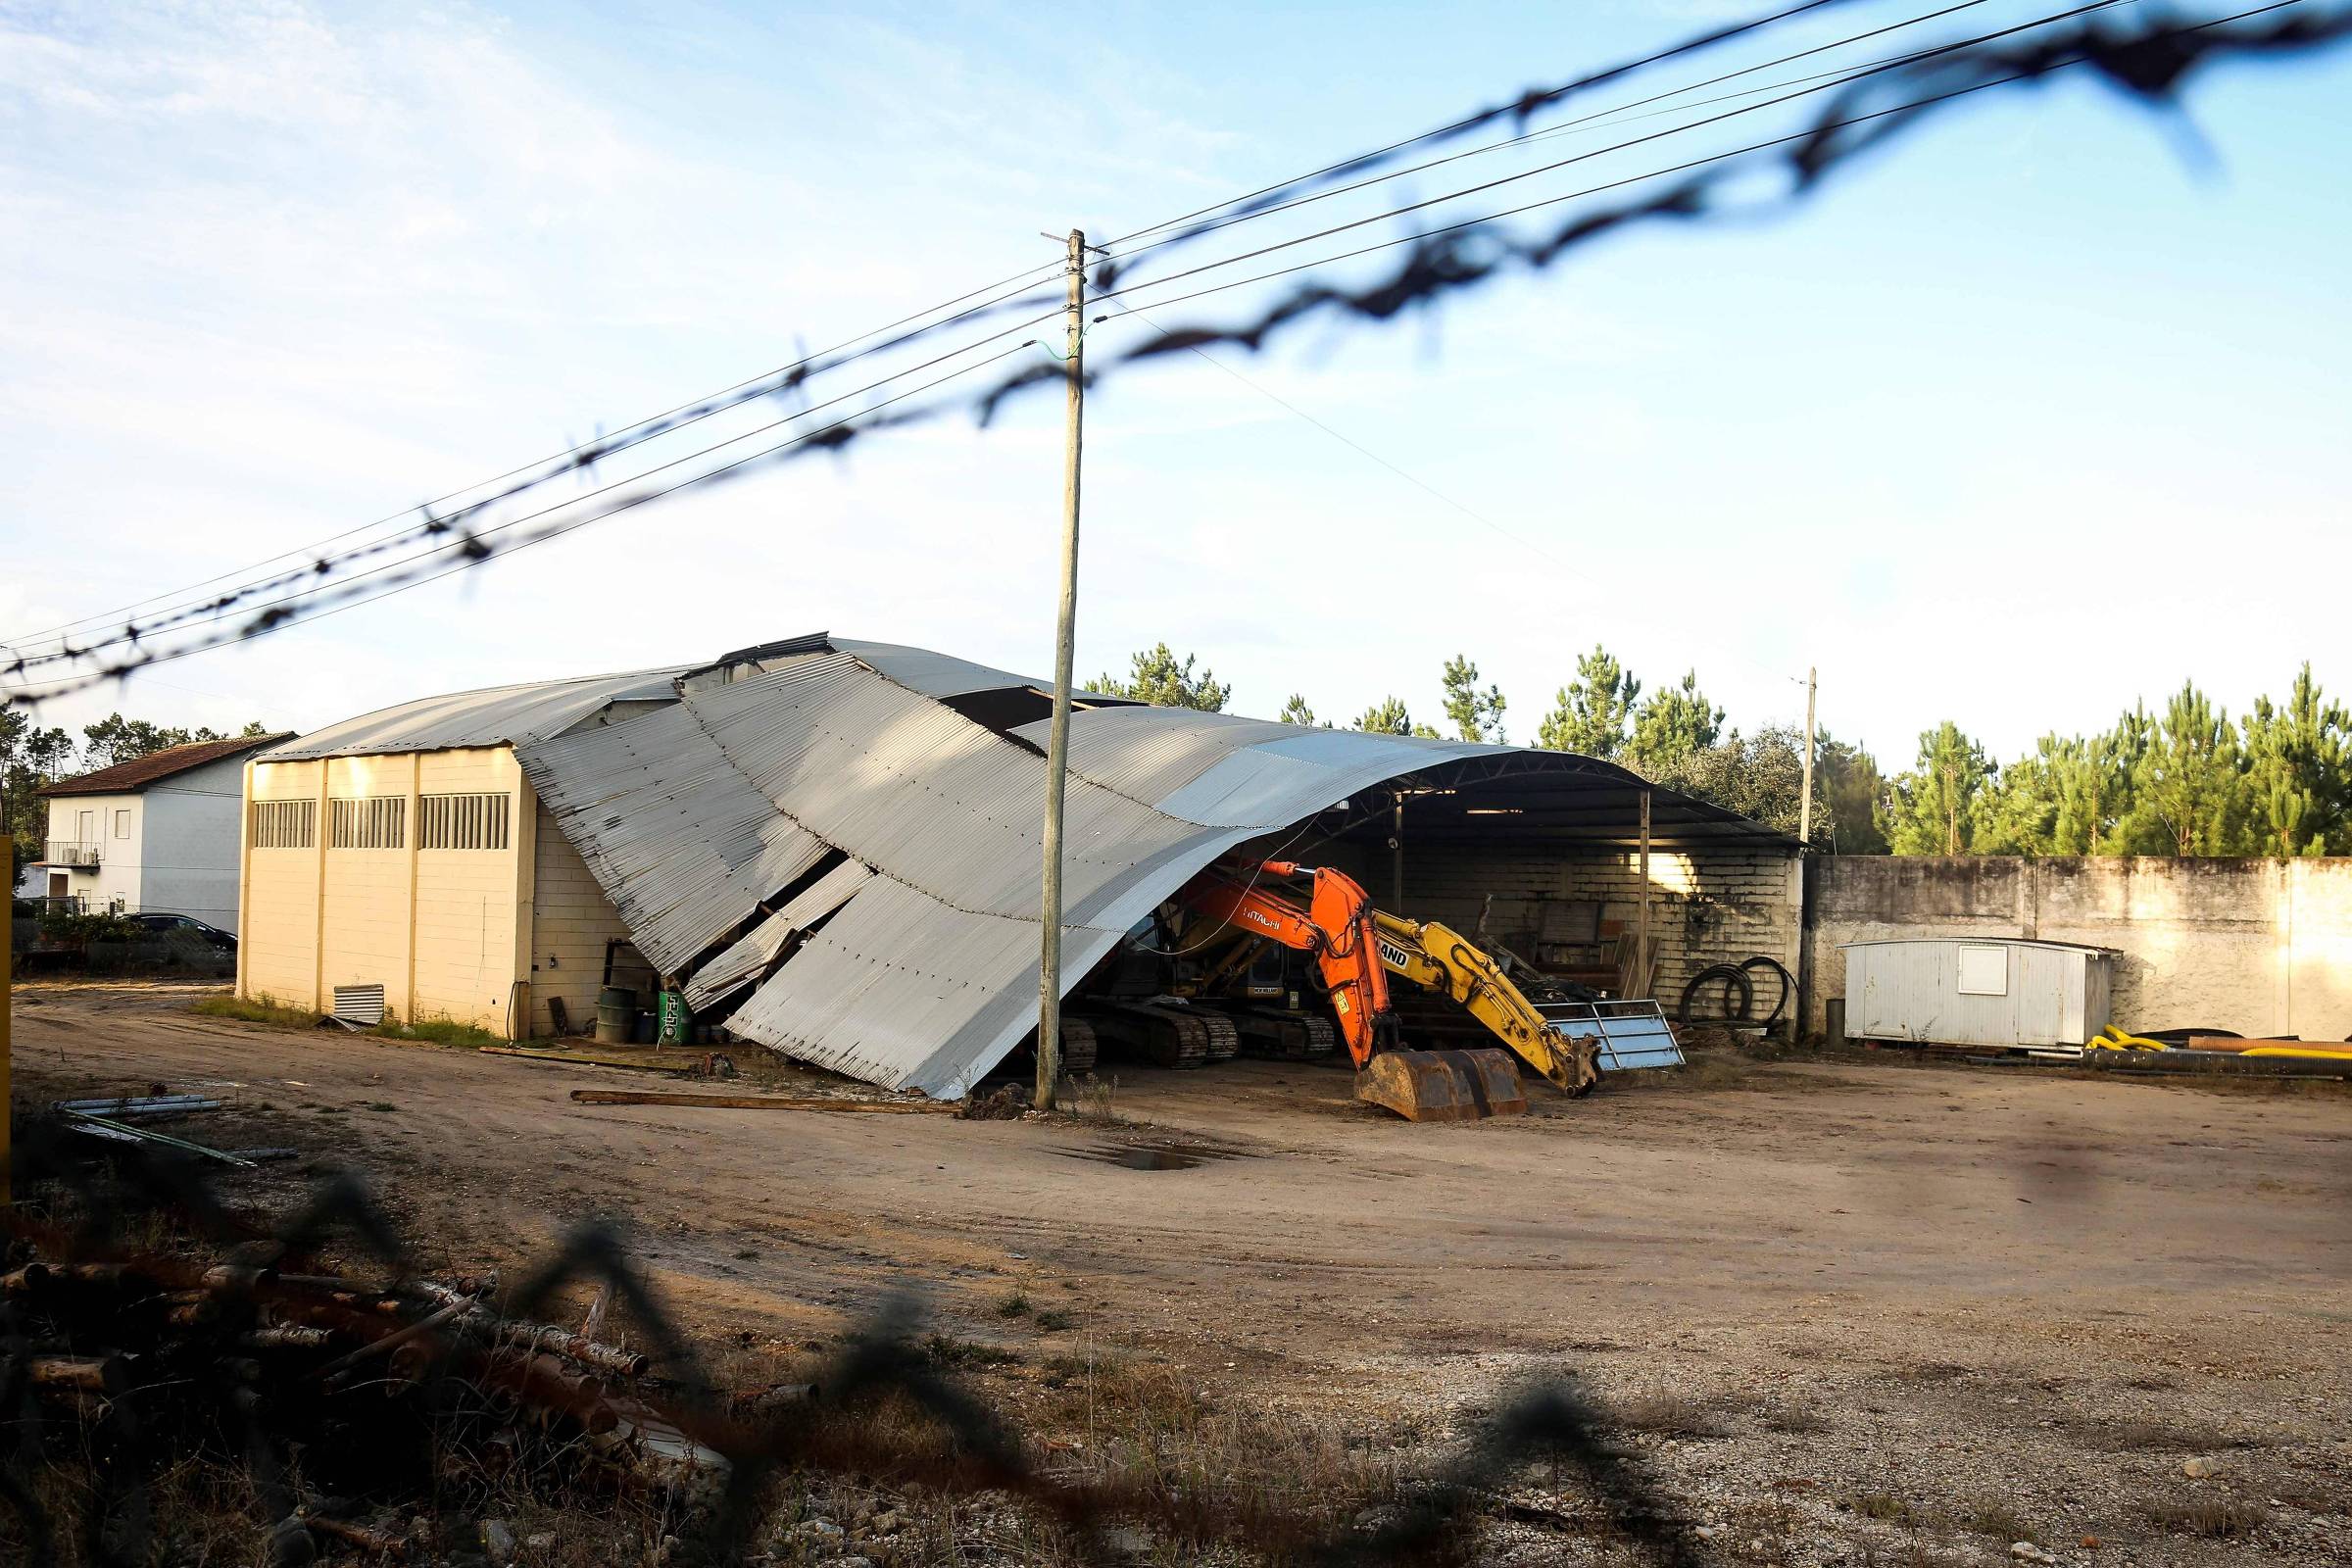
left=595, top=985, right=636, bottom=1045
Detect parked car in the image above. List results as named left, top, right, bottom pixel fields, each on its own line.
left=127, top=912, right=237, bottom=952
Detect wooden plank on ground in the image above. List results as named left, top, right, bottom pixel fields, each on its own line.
left=479, top=1047, right=699, bottom=1074
left=566, top=1089, right=956, bottom=1113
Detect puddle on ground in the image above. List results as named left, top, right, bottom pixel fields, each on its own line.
left=1055, top=1140, right=1248, bottom=1172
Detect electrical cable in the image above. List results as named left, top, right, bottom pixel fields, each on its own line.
left=0, top=3, right=2090, bottom=662
left=1100, top=0, right=1854, bottom=249
left=6, top=0, right=2324, bottom=707
left=0, top=261, right=1069, bottom=653
left=1100, top=294, right=1811, bottom=696
left=13, top=1, right=1895, bottom=664
left=1092, top=0, right=2130, bottom=308
left=1087, top=5, right=2153, bottom=328
left=1, top=338, right=1052, bottom=705
left=6, top=304, right=1067, bottom=672
left=1100, top=0, right=2004, bottom=263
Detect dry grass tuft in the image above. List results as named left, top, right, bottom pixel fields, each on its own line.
left=1848, top=1492, right=1919, bottom=1526
left=1759, top=1404, right=1833, bottom=1436
left=2071, top=1415, right=2232, bottom=1452
left=1605, top=1391, right=1734, bottom=1440
left=1955, top=1494, right=2029, bottom=1540
left=189, top=993, right=317, bottom=1028
left=2141, top=1494, right=2268, bottom=1539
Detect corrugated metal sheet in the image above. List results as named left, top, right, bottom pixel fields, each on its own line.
left=267, top=667, right=685, bottom=761
left=683, top=860, right=875, bottom=1011
left=683, top=655, right=1199, bottom=922
left=524, top=704, right=832, bottom=973
left=723, top=875, right=1126, bottom=1094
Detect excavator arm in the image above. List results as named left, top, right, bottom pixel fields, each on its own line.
left=1174, top=861, right=1396, bottom=1066
left=1372, top=913, right=1599, bottom=1098
left=1173, top=861, right=1597, bottom=1105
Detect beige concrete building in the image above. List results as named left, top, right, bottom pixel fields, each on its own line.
left=237, top=669, right=676, bottom=1038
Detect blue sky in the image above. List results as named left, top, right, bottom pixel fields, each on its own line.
left=1, top=0, right=2345, bottom=769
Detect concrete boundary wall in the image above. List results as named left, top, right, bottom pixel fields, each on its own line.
left=1805, top=857, right=2352, bottom=1042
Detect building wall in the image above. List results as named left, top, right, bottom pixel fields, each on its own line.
left=240, top=747, right=534, bottom=1036
left=240, top=759, right=323, bottom=1007
left=1805, top=857, right=2352, bottom=1041
left=525, top=797, right=635, bottom=1036
left=135, top=754, right=251, bottom=928
left=43, top=793, right=141, bottom=912
left=410, top=749, right=527, bottom=1033
left=1379, top=840, right=1803, bottom=1006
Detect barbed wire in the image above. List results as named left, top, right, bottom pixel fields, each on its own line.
left=0, top=1, right=1957, bottom=695
left=3, top=0, right=2344, bottom=710
left=0, top=1113, right=1703, bottom=1565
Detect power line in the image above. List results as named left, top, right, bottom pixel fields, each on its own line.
left=8, top=0, right=2337, bottom=709
left=0, top=263, right=1069, bottom=654
left=2, top=3, right=1890, bottom=667
left=1101, top=0, right=2004, bottom=265
left=1101, top=0, right=1856, bottom=249
left=1100, top=296, right=1810, bottom=701
left=7, top=318, right=1066, bottom=675
left=2, top=338, right=1053, bottom=706
left=1092, top=0, right=2131, bottom=313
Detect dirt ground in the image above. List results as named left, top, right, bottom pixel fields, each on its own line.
left=10, top=978, right=2350, bottom=1566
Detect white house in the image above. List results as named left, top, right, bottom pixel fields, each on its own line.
left=32, top=733, right=289, bottom=932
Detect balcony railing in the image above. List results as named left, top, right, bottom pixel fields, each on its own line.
left=44, top=840, right=102, bottom=868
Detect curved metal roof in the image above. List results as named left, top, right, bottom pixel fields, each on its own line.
left=263, top=667, right=686, bottom=761
left=514, top=640, right=1788, bottom=1098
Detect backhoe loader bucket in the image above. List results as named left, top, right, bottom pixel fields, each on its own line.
left=1355, top=1048, right=1527, bottom=1122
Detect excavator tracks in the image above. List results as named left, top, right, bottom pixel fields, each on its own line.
left=1232, top=1010, right=1338, bottom=1059
left=1058, top=1017, right=1099, bottom=1076
left=1076, top=1002, right=1232, bottom=1069
left=1198, top=1008, right=1241, bottom=1062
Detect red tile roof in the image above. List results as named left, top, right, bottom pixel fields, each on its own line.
left=38, top=733, right=293, bottom=797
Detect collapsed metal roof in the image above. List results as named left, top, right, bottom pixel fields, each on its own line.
left=514, top=636, right=1790, bottom=1099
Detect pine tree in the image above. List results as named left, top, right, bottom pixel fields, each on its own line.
left=1439, top=655, right=1506, bottom=743
left=1277, top=694, right=1327, bottom=728
left=2119, top=682, right=2250, bottom=856
left=1353, top=698, right=1439, bottom=738
left=1088, top=644, right=1231, bottom=711
left=1535, top=644, right=1641, bottom=758
left=1625, top=670, right=1722, bottom=776
left=2242, top=662, right=2348, bottom=856
left=1886, top=721, right=1992, bottom=855
left=1814, top=733, right=1889, bottom=854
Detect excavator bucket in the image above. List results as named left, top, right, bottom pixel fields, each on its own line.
left=1355, top=1049, right=1528, bottom=1122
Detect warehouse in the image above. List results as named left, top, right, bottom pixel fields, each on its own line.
left=238, top=634, right=1797, bottom=1092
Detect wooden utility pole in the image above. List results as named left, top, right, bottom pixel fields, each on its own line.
left=1036, top=228, right=1087, bottom=1113
left=1634, top=790, right=1652, bottom=1002
left=1798, top=666, right=1818, bottom=847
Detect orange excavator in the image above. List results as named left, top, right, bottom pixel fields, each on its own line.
left=1175, top=860, right=1600, bottom=1121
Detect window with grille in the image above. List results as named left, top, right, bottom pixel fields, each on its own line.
left=328, top=796, right=405, bottom=850
left=251, top=800, right=316, bottom=850
left=418, top=792, right=511, bottom=851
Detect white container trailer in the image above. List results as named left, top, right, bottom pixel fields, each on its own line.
left=1840, top=937, right=2116, bottom=1051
